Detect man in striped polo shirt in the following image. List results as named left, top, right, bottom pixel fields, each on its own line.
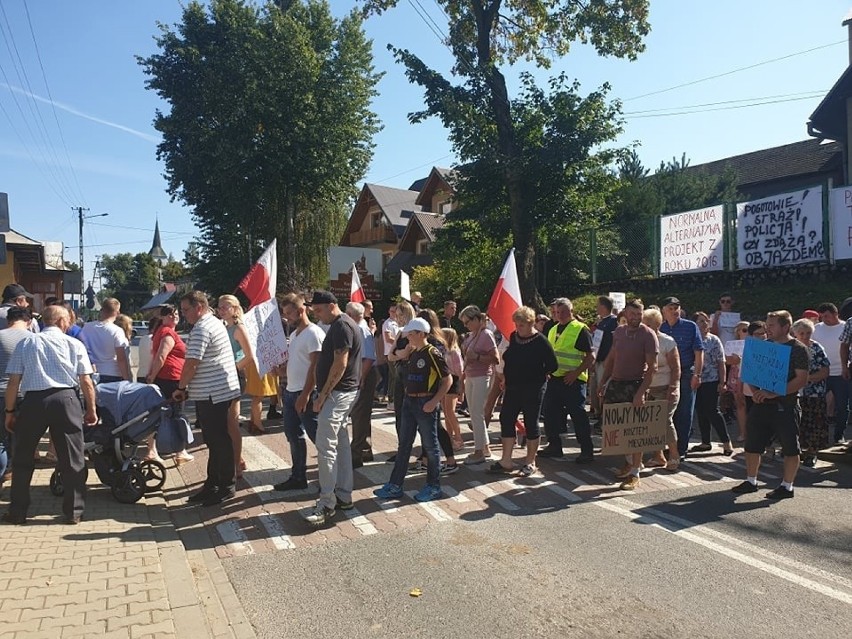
left=174, top=291, right=241, bottom=507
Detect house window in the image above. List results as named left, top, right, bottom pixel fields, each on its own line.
left=417, top=239, right=430, bottom=255
left=439, top=200, right=453, bottom=215
left=371, top=212, right=383, bottom=228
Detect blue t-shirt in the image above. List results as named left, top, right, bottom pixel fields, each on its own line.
left=660, top=318, right=704, bottom=374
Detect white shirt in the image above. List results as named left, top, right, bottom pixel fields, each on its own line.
left=812, top=322, right=844, bottom=376
left=651, top=332, right=677, bottom=387
left=185, top=312, right=240, bottom=403
left=79, top=319, right=129, bottom=377
left=137, top=333, right=153, bottom=378
left=382, top=318, right=400, bottom=356
left=286, top=323, right=325, bottom=393
left=6, top=327, right=93, bottom=393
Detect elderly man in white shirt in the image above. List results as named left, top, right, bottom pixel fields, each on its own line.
left=79, top=297, right=131, bottom=383
left=3, top=305, right=97, bottom=525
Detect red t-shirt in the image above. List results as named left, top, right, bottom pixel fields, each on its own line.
left=152, top=326, right=186, bottom=381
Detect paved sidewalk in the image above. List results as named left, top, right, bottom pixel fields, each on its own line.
left=0, top=456, right=256, bottom=639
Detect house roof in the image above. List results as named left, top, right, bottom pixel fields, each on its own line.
left=414, top=167, right=455, bottom=209
left=686, top=139, right=843, bottom=189
left=2, top=229, right=41, bottom=246
left=140, top=290, right=176, bottom=311
left=386, top=250, right=434, bottom=273
left=367, top=184, right=422, bottom=235
left=411, top=212, right=444, bottom=243
left=808, top=64, right=852, bottom=142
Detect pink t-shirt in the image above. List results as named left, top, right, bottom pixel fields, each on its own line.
left=463, top=329, right=497, bottom=378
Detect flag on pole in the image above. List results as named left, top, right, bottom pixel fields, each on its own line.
left=237, top=240, right=287, bottom=376
left=350, top=263, right=366, bottom=303
left=237, top=240, right=276, bottom=309
left=400, top=270, right=411, bottom=302
left=487, top=248, right=522, bottom=338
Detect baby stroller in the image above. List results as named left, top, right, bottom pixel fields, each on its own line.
left=50, top=382, right=186, bottom=504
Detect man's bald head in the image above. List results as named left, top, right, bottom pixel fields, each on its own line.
left=42, top=305, right=69, bottom=328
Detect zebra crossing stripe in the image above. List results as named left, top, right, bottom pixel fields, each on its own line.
left=258, top=514, right=296, bottom=550
left=216, top=520, right=254, bottom=556
left=468, top=480, right=521, bottom=511
left=404, top=491, right=453, bottom=522
left=343, top=506, right=378, bottom=535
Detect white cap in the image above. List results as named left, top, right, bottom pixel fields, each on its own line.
left=402, top=318, right=430, bottom=334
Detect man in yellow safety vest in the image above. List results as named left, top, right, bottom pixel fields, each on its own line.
left=538, top=298, right=596, bottom=463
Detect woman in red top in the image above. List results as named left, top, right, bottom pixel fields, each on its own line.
left=147, top=305, right=193, bottom=464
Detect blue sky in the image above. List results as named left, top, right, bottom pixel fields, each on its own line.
left=1, top=0, right=850, bottom=289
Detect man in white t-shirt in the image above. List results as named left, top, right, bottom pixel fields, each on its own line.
left=78, top=297, right=130, bottom=383
left=381, top=305, right=400, bottom=406
left=817, top=302, right=850, bottom=443
left=710, top=293, right=740, bottom=346
left=274, top=293, right=325, bottom=491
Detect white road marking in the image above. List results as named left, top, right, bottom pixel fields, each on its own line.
left=596, top=497, right=852, bottom=605
left=257, top=514, right=296, bottom=550
left=468, top=481, right=520, bottom=511
left=404, top=491, right=453, bottom=522
left=441, top=485, right=471, bottom=503
left=643, top=472, right=691, bottom=489
left=342, top=506, right=378, bottom=535
left=215, top=520, right=255, bottom=556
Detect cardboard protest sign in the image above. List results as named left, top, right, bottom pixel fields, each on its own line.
left=601, top=400, right=669, bottom=455
left=739, top=338, right=791, bottom=396
left=718, top=311, right=741, bottom=328
left=736, top=186, right=825, bottom=269
left=659, top=205, right=725, bottom=274
left=609, top=292, right=626, bottom=313
left=242, top=298, right=288, bottom=376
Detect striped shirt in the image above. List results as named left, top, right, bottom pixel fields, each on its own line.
left=6, top=327, right=93, bottom=394
left=185, top=311, right=240, bottom=404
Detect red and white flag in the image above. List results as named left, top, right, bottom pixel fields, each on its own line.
left=350, top=263, right=366, bottom=303
left=237, top=239, right=277, bottom=309
left=237, top=240, right=287, bottom=376
left=487, top=248, right=522, bottom=338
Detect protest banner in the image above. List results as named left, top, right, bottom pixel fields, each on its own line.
left=608, top=292, right=626, bottom=313
left=601, top=400, right=669, bottom=455
left=740, top=338, right=791, bottom=396
left=659, top=205, right=725, bottom=274
left=736, top=186, right=825, bottom=270
left=718, top=311, right=741, bottom=330
left=829, top=186, right=852, bottom=261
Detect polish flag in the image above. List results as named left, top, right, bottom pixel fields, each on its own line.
left=350, top=263, right=366, bottom=303
left=237, top=239, right=277, bottom=309
left=487, top=248, right=522, bottom=338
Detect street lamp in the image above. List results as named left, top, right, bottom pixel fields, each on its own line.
left=75, top=207, right=108, bottom=306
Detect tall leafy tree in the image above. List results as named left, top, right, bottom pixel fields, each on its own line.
left=139, top=0, right=382, bottom=293
left=99, top=253, right=160, bottom=313
left=366, top=0, right=649, bottom=306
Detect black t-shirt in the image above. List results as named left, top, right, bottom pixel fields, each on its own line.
left=502, top=332, right=558, bottom=387
left=405, top=344, right=450, bottom=395
left=316, top=314, right=362, bottom=393
left=784, top=337, right=810, bottom=390
left=595, top=315, right=619, bottom=362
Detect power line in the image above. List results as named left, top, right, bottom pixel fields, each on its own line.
left=87, top=220, right=197, bottom=236
left=625, top=40, right=845, bottom=102
left=623, top=90, right=828, bottom=116
left=624, top=94, right=824, bottom=120
left=21, top=0, right=87, bottom=206
left=367, top=153, right=453, bottom=184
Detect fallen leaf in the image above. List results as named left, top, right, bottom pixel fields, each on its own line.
left=409, top=588, right=422, bottom=597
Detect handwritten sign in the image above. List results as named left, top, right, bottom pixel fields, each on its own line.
left=718, top=312, right=741, bottom=328
left=601, top=400, right=669, bottom=455
left=736, top=186, right=825, bottom=270
left=659, top=205, right=725, bottom=274
left=609, top=292, right=626, bottom=313
left=740, top=338, right=791, bottom=395
left=829, top=186, right=852, bottom=261
left=242, top=298, right=288, bottom=376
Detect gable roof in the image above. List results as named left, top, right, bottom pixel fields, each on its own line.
left=412, top=211, right=444, bottom=243
left=686, top=139, right=843, bottom=189
left=808, top=64, right=852, bottom=143
left=367, top=183, right=422, bottom=235
left=414, top=167, right=455, bottom=210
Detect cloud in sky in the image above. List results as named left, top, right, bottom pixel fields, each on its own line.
left=0, top=82, right=161, bottom=144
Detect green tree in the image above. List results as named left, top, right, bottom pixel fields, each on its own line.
left=139, top=0, right=381, bottom=293
left=366, top=0, right=649, bottom=306
left=99, top=253, right=160, bottom=313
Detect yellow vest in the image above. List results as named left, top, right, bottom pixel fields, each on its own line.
left=548, top=320, right=588, bottom=381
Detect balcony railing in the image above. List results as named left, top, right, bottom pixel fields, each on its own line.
left=350, top=226, right=397, bottom=245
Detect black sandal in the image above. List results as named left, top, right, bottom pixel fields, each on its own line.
left=488, top=462, right=513, bottom=474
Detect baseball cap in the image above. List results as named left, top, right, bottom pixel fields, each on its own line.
left=306, top=290, right=337, bottom=306
left=2, top=284, right=33, bottom=301
left=661, top=296, right=681, bottom=306
left=402, top=318, right=430, bottom=334
left=801, top=309, right=820, bottom=320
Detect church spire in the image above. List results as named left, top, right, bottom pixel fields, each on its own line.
left=149, top=218, right=167, bottom=263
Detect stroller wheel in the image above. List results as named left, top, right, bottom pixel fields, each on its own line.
left=49, top=470, right=64, bottom=496
left=137, top=459, right=167, bottom=493
left=111, top=468, right=146, bottom=504
left=49, top=467, right=89, bottom=497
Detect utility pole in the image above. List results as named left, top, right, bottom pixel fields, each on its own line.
left=74, top=206, right=108, bottom=307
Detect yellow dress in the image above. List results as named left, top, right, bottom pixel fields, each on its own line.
left=244, top=360, right=279, bottom=397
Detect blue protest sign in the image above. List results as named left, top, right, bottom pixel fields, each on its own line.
left=740, top=338, right=791, bottom=395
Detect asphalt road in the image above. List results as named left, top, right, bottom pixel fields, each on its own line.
left=221, top=453, right=852, bottom=639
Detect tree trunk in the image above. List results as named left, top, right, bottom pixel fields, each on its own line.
left=473, top=1, right=542, bottom=308
left=284, top=193, right=297, bottom=289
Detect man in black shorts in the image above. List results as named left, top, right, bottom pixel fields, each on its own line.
left=732, top=310, right=808, bottom=499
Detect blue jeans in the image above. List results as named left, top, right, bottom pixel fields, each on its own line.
left=281, top=390, right=318, bottom=482
left=674, top=372, right=697, bottom=457
left=389, top=396, right=441, bottom=488
left=826, top=376, right=850, bottom=441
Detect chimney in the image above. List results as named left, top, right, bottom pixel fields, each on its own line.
left=844, top=10, right=852, bottom=65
